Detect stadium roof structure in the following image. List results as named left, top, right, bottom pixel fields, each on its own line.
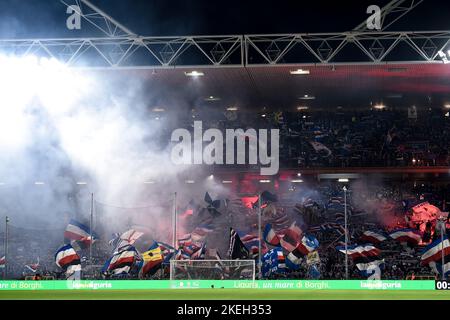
left=2, top=31, right=450, bottom=68
left=2, top=0, right=450, bottom=108
left=1, top=0, right=449, bottom=68
left=111, top=63, right=450, bottom=110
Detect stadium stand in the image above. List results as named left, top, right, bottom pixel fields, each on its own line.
left=1, top=179, right=447, bottom=280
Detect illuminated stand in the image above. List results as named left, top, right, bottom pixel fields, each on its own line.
left=0, top=0, right=448, bottom=282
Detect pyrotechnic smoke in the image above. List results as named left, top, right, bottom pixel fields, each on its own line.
left=0, top=55, right=227, bottom=240
left=350, top=178, right=404, bottom=229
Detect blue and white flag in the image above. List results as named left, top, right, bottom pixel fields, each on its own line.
left=389, top=228, right=422, bottom=246
left=263, top=223, right=280, bottom=246
left=238, top=231, right=261, bottom=258
left=360, top=231, right=387, bottom=244
left=262, top=247, right=286, bottom=277
left=308, top=265, right=321, bottom=279
left=421, top=235, right=450, bottom=265
left=55, top=244, right=82, bottom=279
left=109, top=229, right=144, bottom=253
left=297, top=234, right=320, bottom=256
left=104, top=245, right=139, bottom=275
left=64, top=219, right=98, bottom=249
left=357, top=260, right=385, bottom=280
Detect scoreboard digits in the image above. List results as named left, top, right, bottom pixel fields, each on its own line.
left=435, top=281, right=450, bottom=290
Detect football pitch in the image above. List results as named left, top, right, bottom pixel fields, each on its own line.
left=0, top=289, right=449, bottom=300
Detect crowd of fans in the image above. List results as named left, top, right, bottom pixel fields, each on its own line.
left=1, top=107, right=449, bottom=280
left=1, top=180, right=447, bottom=280
left=275, top=181, right=448, bottom=280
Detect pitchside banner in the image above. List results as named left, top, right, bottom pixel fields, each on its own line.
left=0, top=280, right=435, bottom=291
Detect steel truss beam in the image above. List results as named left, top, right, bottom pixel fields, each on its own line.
left=245, top=31, right=450, bottom=65
left=0, top=35, right=244, bottom=68
left=0, top=31, right=449, bottom=68
left=60, top=0, right=136, bottom=37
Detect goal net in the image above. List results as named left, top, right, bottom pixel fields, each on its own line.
left=170, top=260, right=255, bottom=280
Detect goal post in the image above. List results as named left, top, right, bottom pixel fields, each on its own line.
left=170, top=259, right=256, bottom=281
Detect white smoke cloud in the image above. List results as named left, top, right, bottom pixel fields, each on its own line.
left=0, top=54, right=226, bottom=238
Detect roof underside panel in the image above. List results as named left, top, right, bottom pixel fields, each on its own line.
left=96, top=63, right=450, bottom=111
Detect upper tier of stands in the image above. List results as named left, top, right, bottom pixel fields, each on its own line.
left=167, top=107, right=450, bottom=169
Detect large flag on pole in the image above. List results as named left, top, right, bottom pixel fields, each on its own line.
left=336, top=244, right=384, bottom=279
left=360, top=231, right=387, bottom=244
left=55, top=244, right=82, bottom=279
left=296, top=234, right=320, bottom=256
left=139, top=246, right=164, bottom=277
left=109, top=229, right=144, bottom=253
left=336, top=244, right=381, bottom=264
left=228, top=228, right=249, bottom=259
left=175, top=242, right=205, bottom=261
left=55, top=244, right=80, bottom=270
left=262, top=247, right=286, bottom=277
left=105, top=245, right=139, bottom=275
left=357, top=260, right=384, bottom=280
left=286, top=234, right=319, bottom=270
left=64, top=219, right=98, bottom=249
left=279, top=222, right=303, bottom=252
left=263, top=224, right=280, bottom=246
left=421, top=236, right=450, bottom=266
left=389, top=228, right=422, bottom=246
left=336, top=243, right=383, bottom=277
left=118, top=229, right=144, bottom=245
left=237, top=231, right=262, bottom=258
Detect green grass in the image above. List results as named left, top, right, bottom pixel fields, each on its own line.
left=0, top=289, right=449, bottom=300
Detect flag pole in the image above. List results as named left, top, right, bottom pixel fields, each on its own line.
left=343, top=186, right=348, bottom=280
left=4, top=216, right=9, bottom=279
left=173, top=192, right=177, bottom=249
left=258, top=193, right=262, bottom=279
left=89, top=193, right=94, bottom=270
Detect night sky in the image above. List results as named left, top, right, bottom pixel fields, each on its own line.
left=0, top=0, right=449, bottom=38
